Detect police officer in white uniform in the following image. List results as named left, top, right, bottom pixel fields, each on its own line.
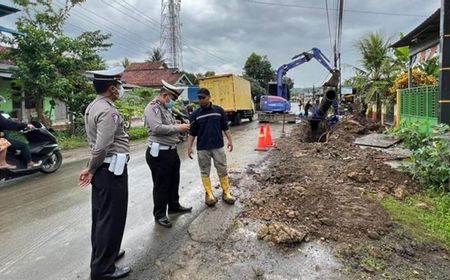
left=79, top=66, right=131, bottom=279
left=144, top=80, right=192, bottom=228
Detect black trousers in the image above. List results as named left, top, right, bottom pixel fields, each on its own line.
left=146, top=147, right=181, bottom=219
left=5, top=135, right=31, bottom=164
left=90, top=165, right=128, bottom=277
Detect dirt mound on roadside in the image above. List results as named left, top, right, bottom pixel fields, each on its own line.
left=242, top=120, right=420, bottom=244
left=257, top=222, right=308, bottom=245
left=239, top=118, right=450, bottom=278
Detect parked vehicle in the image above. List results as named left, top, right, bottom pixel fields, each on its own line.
left=258, top=47, right=339, bottom=123
left=198, top=74, right=255, bottom=125
left=1, top=121, right=62, bottom=181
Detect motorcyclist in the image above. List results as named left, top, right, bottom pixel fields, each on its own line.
left=0, top=114, right=42, bottom=169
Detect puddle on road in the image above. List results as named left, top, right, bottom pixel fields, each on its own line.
left=225, top=222, right=344, bottom=280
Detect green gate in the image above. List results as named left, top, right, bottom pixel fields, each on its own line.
left=399, top=85, right=439, bottom=132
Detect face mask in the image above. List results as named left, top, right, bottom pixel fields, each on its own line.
left=166, top=99, right=176, bottom=109
left=118, top=86, right=125, bottom=98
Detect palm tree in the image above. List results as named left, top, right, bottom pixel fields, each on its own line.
left=352, top=32, right=397, bottom=109
left=146, top=47, right=167, bottom=67
left=121, top=57, right=130, bottom=69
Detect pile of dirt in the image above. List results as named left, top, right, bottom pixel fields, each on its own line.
left=257, top=222, right=307, bottom=245
left=240, top=118, right=447, bottom=277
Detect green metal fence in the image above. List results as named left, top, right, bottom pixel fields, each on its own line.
left=399, top=85, right=439, bottom=132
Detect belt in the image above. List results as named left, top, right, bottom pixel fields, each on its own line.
left=149, top=143, right=177, bottom=150
left=103, top=155, right=130, bottom=163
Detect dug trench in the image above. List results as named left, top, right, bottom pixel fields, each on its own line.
left=154, top=118, right=450, bottom=280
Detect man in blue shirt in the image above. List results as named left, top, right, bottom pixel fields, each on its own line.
left=187, top=88, right=235, bottom=206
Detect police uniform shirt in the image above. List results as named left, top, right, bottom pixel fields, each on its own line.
left=85, top=96, right=130, bottom=173
left=144, top=99, right=180, bottom=146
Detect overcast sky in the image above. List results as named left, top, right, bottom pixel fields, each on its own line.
left=0, top=0, right=441, bottom=88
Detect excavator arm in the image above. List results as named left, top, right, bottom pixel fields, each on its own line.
left=276, top=47, right=340, bottom=98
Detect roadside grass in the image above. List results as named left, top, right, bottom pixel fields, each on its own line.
left=379, top=190, right=450, bottom=249
left=128, top=126, right=148, bottom=140
left=54, top=132, right=87, bottom=150
left=361, top=256, right=385, bottom=272
left=54, top=126, right=148, bottom=150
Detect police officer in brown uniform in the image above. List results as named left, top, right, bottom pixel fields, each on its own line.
left=79, top=66, right=131, bottom=279
left=144, top=80, right=192, bottom=228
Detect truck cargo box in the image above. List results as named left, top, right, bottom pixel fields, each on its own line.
left=199, top=74, right=255, bottom=125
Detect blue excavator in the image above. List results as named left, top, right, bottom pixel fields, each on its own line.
left=258, top=47, right=340, bottom=124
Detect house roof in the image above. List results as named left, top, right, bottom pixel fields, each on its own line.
left=391, top=9, right=440, bottom=48
left=0, top=25, right=21, bottom=35
left=0, top=4, right=19, bottom=18
left=122, top=62, right=188, bottom=87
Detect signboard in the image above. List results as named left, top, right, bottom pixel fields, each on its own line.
left=341, top=86, right=353, bottom=95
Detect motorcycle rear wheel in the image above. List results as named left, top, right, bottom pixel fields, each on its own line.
left=40, top=150, right=63, bottom=174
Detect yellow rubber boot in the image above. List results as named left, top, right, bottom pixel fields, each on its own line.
left=219, top=176, right=236, bottom=205
left=201, top=176, right=218, bottom=206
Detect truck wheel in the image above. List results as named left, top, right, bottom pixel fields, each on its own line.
left=234, top=112, right=242, bottom=125
left=249, top=115, right=253, bottom=122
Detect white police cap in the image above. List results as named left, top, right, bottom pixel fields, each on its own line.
left=87, top=66, right=125, bottom=83
left=161, top=79, right=182, bottom=99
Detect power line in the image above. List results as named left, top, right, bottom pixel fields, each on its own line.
left=65, top=2, right=218, bottom=71
left=70, top=1, right=159, bottom=49
left=108, top=0, right=230, bottom=65
left=324, top=0, right=333, bottom=58
left=54, top=1, right=154, bottom=50
left=247, top=0, right=428, bottom=17
left=52, top=3, right=148, bottom=58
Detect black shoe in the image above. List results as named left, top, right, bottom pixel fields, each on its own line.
left=155, top=216, right=172, bottom=228
left=168, top=205, right=192, bottom=214
left=91, top=266, right=131, bottom=279
left=115, top=249, right=125, bottom=261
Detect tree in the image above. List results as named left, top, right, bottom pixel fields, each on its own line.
left=193, top=71, right=217, bottom=85
left=121, top=57, right=130, bottom=69
left=147, top=47, right=167, bottom=67
left=181, top=71, right=198, bottom=85
left=0, top=0, right=110, bottom=131
left=352, top=32, right=396, bottom=109
left=115, top=87, right=156, bottom=129
left=243, top=53, right=275, bottom=91
left=389, top=69, right=437, bottom=97
left=283, top=76, right=295, bottom=89
left=204, top=71, right=215, bottom=77
left=392, top=33, right=410, bottom=73
left=417, top=56, right=440, bottom=78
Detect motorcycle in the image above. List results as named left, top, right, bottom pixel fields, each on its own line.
left=1, top=121, right=63, bottom=180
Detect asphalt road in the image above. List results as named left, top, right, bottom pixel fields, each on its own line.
left=0, top=120, right=285, bottom=280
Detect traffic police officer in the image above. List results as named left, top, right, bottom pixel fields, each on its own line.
left=79, top=66, right=131, bottom=279
left=144, top=80, right=192, bottom=228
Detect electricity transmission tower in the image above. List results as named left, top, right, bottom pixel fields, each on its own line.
left=160, top=0, right=183, bottom=70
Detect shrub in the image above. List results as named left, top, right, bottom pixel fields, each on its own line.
left=389, top=122, right=450, bottom=190
left=128, top=127, right=147, bottom=140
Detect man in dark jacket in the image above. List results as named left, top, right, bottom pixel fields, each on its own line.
left=0, top=114, right=41, bottom=168
left=187, top=88, right=235, bottom=206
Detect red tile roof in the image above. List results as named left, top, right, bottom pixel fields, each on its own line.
left=123, top=62, right=183, bottom=87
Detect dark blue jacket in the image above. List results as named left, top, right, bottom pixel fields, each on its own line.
left=189, top=103, right=229, bottom=150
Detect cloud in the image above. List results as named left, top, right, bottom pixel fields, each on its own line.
left=0, top=0, right=441, bottom=87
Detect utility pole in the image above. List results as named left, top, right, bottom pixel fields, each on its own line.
left=160, top=0, right=183, bottom=70
left=439, top=0, right=450, bottom=124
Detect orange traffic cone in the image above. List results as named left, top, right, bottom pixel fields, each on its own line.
left=255, top=124, right=268, bottom=151
left=265, top=123, right=276, bottom=148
